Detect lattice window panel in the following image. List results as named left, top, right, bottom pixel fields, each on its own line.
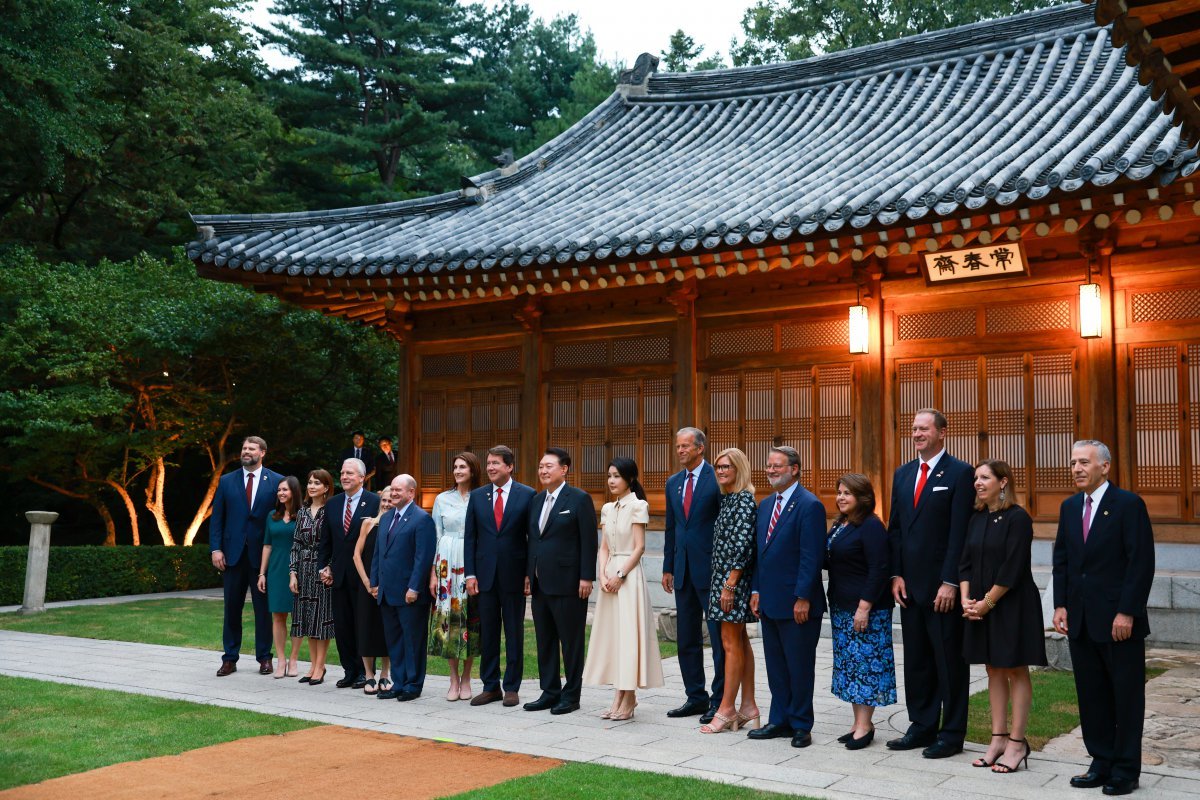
left=781, top=319, right=848, bottom=350
left=1192, top=344, right=1200, bottom=493
left=986, top=300, right=1071, bottom=334
left=552, top=341, right=608, bottom=368
left=1132, top=288, right=1200, bottom=323
left=894, top=350, right=1077, bottom=516
left=897, top=308, right=978, bottom=341
left=471, top=347, right=521, bottom=374
left=418, top=387, right=521, bottom=489
left=547, top=377, right=675, bottom=495
left=706, top=363, right=854, bottom=500
left=1132, top=345, right=1182, bottom=491
left=422, top=353, right=468, bottom=377
left=708, top=326, right=774, bottom=357
left=612, top=336, right=672, bottom=364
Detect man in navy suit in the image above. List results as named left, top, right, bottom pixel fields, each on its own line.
left=1053, top=440, right=1154, bottom=796
left=371, top=474, right=436, bottom=701
left=209, top=436, right=283, bottom=676
left=748, top=446, right=825, bottom=748
left=523, top=448, right=597, bottom=716
left=464, top=445, right=536, bottom=707
left=318, top=457, right=381, bottom=688
left=662, top=426, right=724, bottom=723
left=886, top=408, right=975, bottom=758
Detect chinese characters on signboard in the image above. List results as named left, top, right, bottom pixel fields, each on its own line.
left=921, top=242, right=1028, bottom=284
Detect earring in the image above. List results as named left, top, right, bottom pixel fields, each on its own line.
left=999, top=488, right=1006, bottom=503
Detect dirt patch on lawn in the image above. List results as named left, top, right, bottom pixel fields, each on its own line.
left=2, top=726, right=560, bottom=799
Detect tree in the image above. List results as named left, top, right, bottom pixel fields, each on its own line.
left=662, top=29, right=704, bottom=72
left=0, top=0, right=291, bottom=263
left=732, top=0, right=1061, bottom=65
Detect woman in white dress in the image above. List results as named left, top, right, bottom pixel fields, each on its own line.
left=582, top=457, right=664, bottom=720
left=428, top=451, right=483, bottom=701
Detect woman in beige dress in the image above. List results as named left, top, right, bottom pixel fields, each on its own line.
left=582, top=457, right=664, bottom=720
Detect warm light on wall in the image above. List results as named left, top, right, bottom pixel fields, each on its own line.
left=1079, top=282, right=1102, bottom=339
left=848, top=304, right=869, bottom=354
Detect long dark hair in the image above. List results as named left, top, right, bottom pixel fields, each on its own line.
left=608, top=457, right=647, bottom=501
left=272, top=475, right=302, bottom=521
left=450, top=451, right=482, bottom=491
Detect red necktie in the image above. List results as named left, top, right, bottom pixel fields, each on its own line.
left=766, top=494, right=782, bottom=543
left=343, top=496, right=353, bottom=535
left=683, top=472, right=694, bottom=519
left=1082, top=495, right=1093, bottom=543
left=245, top=473, right=254, bottom=509
left=913, top=462, right=929, bottom=508
left=493, top=487, right=504, bottom=531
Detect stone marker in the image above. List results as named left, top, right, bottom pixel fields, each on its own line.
left=21, top=511, right=58, bottom=614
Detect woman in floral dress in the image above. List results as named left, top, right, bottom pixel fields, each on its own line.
left=289, top=469, right=336, bottom=685
left=428, top=451, right=482, bottom=700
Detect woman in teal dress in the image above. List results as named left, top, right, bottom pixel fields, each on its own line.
left=257, top=475, right=301, bottom=679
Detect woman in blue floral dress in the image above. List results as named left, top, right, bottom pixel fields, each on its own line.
left=825, top=472, right=896, bottom=749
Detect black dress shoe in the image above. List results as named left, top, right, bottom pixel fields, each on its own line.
left=1071, top=772, right=1110, bottom=789
left=1102, top=778, right=1138, bottom=796
left=699, top=708, right=717, bottom=725
left=308, top=671, right=326, bottom=686
left=352, top=677, right=368, bottom=689
left=791, top=731, right=813, bottom=748
left=397, top=691, right=420, bottom=701
left=666, top=699, right=709, bottom=718
left=523, top=695, right=557, bottom=712
left=335, top=676, right=357, bottom=688
left=837, top=730, right=855, bottom=743
left=297, top=675, right=311, bottom=684
left=886, top=731, right=937, bottom=750
left=378, top=689, right=399, bottom=699
left=845, top=729, right=874, bottom=750
left=550, top=700, right=580, bottom=715
left=746, top=723, right=794, bottom=740
left=922, top=740, right=963, bottom=759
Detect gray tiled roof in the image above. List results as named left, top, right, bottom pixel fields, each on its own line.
left=188, top=3, right=1198, bottom=278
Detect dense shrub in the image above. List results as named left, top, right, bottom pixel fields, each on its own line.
left=0, top=546, right=220, bottom=605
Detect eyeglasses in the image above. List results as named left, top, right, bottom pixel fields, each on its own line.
left=714, top=464, right=734, bottom=471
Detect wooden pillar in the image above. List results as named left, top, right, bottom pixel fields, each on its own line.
left=669, top=279, right=699, bottom=429
left=385, top=304, right=415, bottom=475
left=516, top=300, right=544, bottom=483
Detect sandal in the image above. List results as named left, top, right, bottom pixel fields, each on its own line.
left=377, top=677, right=392, bottom=693
left=736, top=710, right=761, bottom=730
left=699, top=712, right=740, bottom=734
left=973, top=732, right=1009, bottom=767
left=363, top=678, right=378, bottom=695
left=991, top=738, right=1030, bottom=774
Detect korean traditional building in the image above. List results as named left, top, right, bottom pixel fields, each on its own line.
left=189, top=1, right=1200, bottom=544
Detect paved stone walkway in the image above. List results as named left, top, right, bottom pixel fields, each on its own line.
left=2, top=630, right=1199, bottom=799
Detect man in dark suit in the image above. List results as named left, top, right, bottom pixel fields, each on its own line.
left=748, top=446, right=826, bottom=748
left=523, top=448, right=597, bottom=716
left=371, top=474, right=436, bottom=701
left=210, top=436, right=283, bottom=676
left=375, top=435, right=399, bottom=491
left=662, top=426, right=724, bottom=723
left=318, top=457, right=381, bottom=688
left=338, top=430, right=376, bottom=487
left=464, top=444, right=536, bottom=707
left=887, top=408, right=976, bottom=758
left=1053, top=440, right=1154, bottom=796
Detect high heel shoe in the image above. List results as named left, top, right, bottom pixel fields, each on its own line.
left=845, top=728, right=874, bottom=750
left=991, top=738, right=1030, bottom=774
left=736, top=710, right=761, bottom=730
left=699, top=712, right=740, bottom=734
left=609, top=704, right=636, bottom=721
left=973, top=732, right=1009, bottom=767
left=837, top=730, right=855, bottom=743
left=308, top=669, right=327, bottom=686
left=458, top=681, right=472, bottom=701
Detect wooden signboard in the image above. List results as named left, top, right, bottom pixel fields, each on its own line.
left=922, top=242, right=1028, bottom=284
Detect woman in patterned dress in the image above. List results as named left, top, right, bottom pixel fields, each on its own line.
left=428, top=452, right=482, bottom=701
left=700, top=447, right=760, bottom=734
left=825, top=473, right=896, bottom=749
left=289, top=469, right=336, bottom=685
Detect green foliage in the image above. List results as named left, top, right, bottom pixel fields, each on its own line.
left=0, top=546, right=219, bottom=604
left=0, top=674, right=316, bottom=790
left=660, top=29, right=724, bottom=72
left=732, top=0, right=1062, bottom=65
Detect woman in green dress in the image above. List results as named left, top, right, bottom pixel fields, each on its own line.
left=257, top=475, right=302, bottom=679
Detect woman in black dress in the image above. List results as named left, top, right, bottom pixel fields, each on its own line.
left=353, top=485, right=393, bottom=694
left=959, top=459, right=1046, bottom=773
left=700, top=447, right=759, bottom=734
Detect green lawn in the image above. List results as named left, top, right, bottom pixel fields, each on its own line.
left=966, top=666, right=1166, bottom=751
left=0, top=674, right=315, bottom=790
left=0, top=598, right=678, bottom=678
left=442, top=763, right=814, bottom=799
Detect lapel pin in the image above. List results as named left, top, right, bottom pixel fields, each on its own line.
left=1103, top=510, right=1109, bottom=516
left=935, top=471, right=944, bottom=478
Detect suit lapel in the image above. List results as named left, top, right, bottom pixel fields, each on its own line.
left=385, top=508, right=406, bottom=553
left=1084, top=489, right=1112, bottom=549
left=538, top=489, right=565, bottom=538
left=761, top=491, right=796, bottom=556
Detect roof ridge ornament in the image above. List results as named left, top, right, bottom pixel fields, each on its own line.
left=618, top=52, right=659, bottom=98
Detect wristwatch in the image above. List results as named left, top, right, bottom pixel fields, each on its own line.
left=616, top=569, right=625, bottom=580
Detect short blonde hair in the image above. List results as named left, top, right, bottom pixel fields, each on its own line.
left=714, top=447, right=754, bottom=494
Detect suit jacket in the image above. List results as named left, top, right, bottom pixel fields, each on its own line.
left=370, top=502, right=436, bottom=607
left=374, top=449, right=399, bottom=489
left=825, top=515, right=894, bottom=611
left=1052, top=484, right=1155, bottom=643
left=888, top=452, right=975, bottom=606
left=463, top=481, right=536, bottom=593
left=318, top=489, right=381, bottom=588
left=209, top=467, right=283, bottom=568
left=527, top=484, right=598, bottom=596
left=338, top=445, right=376, bottom=478
left=663, top=462, right=721, bottom=589
left=751, top=483, right=827, bottom=620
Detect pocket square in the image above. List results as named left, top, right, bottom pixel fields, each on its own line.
left=932, top=486, right=949, bottom=492
left=558, top=509, right=571, bottom=515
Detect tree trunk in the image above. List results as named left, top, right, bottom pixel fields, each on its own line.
left=105, top=479, right=142, bottom=546
left=183, top=415, right=237, bottom=546
left=143, top=458, right=177, bottom=545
